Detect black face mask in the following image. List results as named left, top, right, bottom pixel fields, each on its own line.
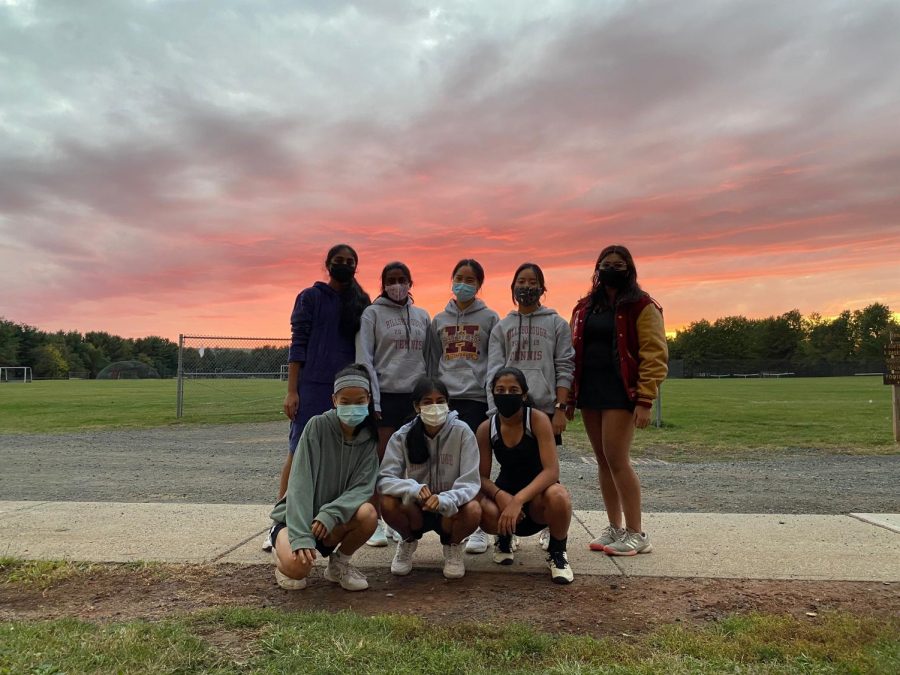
left=599, top=267, right=629, bottom=290
left=514, top=286, right=542, bottom=306
left=494, top=393, right=525, bottom=418
left=329, top=263, right=355, bottom=284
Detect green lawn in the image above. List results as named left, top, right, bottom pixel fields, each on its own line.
left=0, top=377, right=896, bottom=455
left=0, top=607, right=896, bottom=674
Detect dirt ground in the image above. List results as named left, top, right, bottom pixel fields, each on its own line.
left=2, top=563, right=898, bottom=638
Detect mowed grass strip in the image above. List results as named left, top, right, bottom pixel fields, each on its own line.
left=0, top=377, right=896, bottom=454
left=0, top=608, right=897, bottom=674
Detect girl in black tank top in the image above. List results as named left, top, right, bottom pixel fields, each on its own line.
left=490, top=407, right=544, bottom=494
left=474, top=367, right=575, bottom=584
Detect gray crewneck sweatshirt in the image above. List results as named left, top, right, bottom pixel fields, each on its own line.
left=427, top=298, right=499, bottom=402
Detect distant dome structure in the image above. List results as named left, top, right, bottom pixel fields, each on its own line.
left=96, top=360, right=160, bottom=380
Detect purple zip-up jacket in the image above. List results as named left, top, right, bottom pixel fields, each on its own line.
left=289, top=282, right=356, bottom=385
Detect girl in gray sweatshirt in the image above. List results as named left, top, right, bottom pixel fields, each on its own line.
left=427, top=258, right=500, bottom=433
left=355, top=261, right=431, bottom=546
left=377, top=376, right=482, bottom=579
left=488, top=262, right=575, bottom=444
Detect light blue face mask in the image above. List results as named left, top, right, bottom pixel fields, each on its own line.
left=336, top=403, right=369, bottom=427
left=452, top=282, right=477, bottom=302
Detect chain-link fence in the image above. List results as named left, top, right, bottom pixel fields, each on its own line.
left=176, top=335, right=290, bottom=419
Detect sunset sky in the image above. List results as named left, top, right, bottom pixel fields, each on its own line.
left=1, top=0, right=898, bottom=342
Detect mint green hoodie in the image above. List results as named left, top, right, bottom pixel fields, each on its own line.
left=270, top=409, right=378, bottom=551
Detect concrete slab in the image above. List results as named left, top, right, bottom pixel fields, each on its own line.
left=0, top=501, right=269, bottom=563
left=0, top=501, right=49, bottom=520
left=220, top=513, right=622, bottom=579
left=850, top=513, right=900, bottom=534
left=578, top=512, right=900, bottom=582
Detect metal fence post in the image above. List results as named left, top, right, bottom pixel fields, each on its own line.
left=176, top=333, right=184, bottom=418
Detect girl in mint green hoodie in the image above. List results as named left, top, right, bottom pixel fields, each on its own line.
left=269, top=365, right=379, bottom=592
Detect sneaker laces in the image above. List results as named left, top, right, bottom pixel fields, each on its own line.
left=396, top=542, right=415, bottom=562
left=548, top=550, right=568, bottom=569
left=343, top=562, right=365, bottom=581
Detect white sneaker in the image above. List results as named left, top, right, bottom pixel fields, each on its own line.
left=442, top=543, right=466, bottom=579
left=366, top=519, right=388, bottom=547
left=538, top=528, right=550, bottom=551
left=262, top=528, right=274, bottom=552
left=274, top=567, right=307, bottom=590
left=324, top=551, right=369, bottom=591
left=384, top=522, right=402, bottom=542
left=391, top=539, right=418, bottom=576
left=465, top=528, right=490, bottom=554
left=547, top=550, right=574, bottom=584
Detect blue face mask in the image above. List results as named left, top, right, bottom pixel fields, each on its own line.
left=336, top=403, right=369, bottom=427
left=452, top=282, right=477, bottom=302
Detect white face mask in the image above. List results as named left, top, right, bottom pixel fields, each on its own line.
left=385, top=283, right=410, bottom=302
left=419, top=403, right=449, bottom=427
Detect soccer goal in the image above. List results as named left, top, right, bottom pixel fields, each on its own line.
left=176, top=334, right=290, bottom=419
left=0, top=366, right=33, bottom=383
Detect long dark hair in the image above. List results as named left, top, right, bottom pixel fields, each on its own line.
left=490, top=367, right=536, bottom=408
left=452, top=258, right=485, bottom=287
left=406, top=376, right=450, bottom=464
left=584, top=244, right=645, bottom=310
left=326, top=244, right=371, bottom=338
left=333, top=363, right=378, bottom=437
left=509, top=262, right=546, bottom=305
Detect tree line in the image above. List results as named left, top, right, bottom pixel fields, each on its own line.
left=667, top=303, right=898, bottom=377
left=2, top=303, right=897, bottom=380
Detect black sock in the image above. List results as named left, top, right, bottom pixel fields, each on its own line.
left=548, top=535, right=567, bottom=553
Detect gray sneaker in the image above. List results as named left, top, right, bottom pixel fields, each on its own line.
left=603, top=529, right=652, bottom=556
left=589, top=524, right=625, bottom=551
left=324, top=551, right=369, bottom=591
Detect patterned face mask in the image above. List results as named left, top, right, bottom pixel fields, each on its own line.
left=385, top=283, right=410, bottom=302
left=514, top=286, right=541, bottom=306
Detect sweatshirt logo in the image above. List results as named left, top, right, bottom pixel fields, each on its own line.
left=442, top=325, right=480, bottom=361
left=506, top=324, right=548, bottom=361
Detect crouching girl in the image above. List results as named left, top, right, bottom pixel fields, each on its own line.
left=476, top=367, right=575, bottom=584
left=269, top=365, right=379, bottom=591
left=378, top=377, right=482, bottom=579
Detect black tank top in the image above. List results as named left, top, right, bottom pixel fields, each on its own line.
left=490, top=407, right=544, bottom=493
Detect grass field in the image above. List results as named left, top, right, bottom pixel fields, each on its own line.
left=0, top=377, right=896, bottom=455
left=0, top=606, right=896, bottom=674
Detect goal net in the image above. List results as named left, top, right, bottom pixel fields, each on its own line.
left=176, top=335, right=290, bottom=419
left=0, top=366, right=33, bottom=383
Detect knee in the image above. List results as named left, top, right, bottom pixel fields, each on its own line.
left=276, top=551, right=311, bottom=580
left=544, top=484, right=571, bottom=510
left=459, top=499, right=482, bottom=522
left=356, top=501, right=378, bottom=527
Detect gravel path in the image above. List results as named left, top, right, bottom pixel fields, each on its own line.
left=1, top=422, right=897, bottom=514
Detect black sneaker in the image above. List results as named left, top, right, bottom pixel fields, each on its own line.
left=547, top=550, right=574, bottom=584
left=492, top=535, right=515, bottom=565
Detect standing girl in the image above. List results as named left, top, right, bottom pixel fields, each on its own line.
left=568, top=245, right=667, bottom=555
left=487, top=262, right=575, bottom=445
left=475, top=367, right=574, bottom=584
left=269, top=364, right=379, bottom=592
left=356, top=261, right=431, bottom=546
left=378, top=376, right=482, bottom=579
left=267, top=244, right=370, bottom=551
left=427, top=259, right=499, bottom=554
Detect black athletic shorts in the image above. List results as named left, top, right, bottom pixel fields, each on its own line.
left=411, top=510, right=452, bottom=545
left=378, top=392, right=415, bottom=429
left=269, top=522, right=336, bottom=558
